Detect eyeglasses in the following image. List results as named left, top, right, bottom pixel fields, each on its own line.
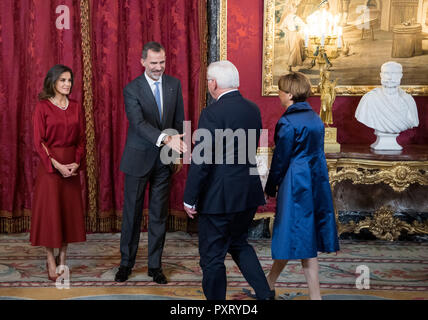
left=207, top=79, right=214, bottom=82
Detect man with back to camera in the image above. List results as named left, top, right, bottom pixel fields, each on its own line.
left=183, top=60, right=274, bottom=300
left=115, top=41, right=187, bottom=284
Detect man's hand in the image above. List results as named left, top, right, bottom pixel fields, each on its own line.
left=184, top=205, right=197, bottom=219
left=164, top=133, right=187, bottom=154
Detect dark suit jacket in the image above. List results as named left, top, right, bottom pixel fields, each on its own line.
left=120, top=73, right=184, bottom=177
left=183, top=91, right=266, bottom=214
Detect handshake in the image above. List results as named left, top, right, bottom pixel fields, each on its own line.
left=162, top=133, right=188, bottom=174
left=162, top=133, right=188, bottom=154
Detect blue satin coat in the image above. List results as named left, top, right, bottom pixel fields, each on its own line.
left=265, top=101, right=340, bottom=259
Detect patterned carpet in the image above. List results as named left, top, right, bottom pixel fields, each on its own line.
left=0, top=232, right=427, bottom=300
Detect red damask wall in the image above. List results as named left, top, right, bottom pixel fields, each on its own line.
left=227, top=0, right=428, bottom=146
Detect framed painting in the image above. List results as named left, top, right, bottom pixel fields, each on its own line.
left=262, top=0, right=428, bottom=95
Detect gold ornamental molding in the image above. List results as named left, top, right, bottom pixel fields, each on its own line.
left=199, top=0, right=208, bottom=114
left=218, top=0, right=227, bottom=60
left=254, top=212, right=275, bottom=236
left=256, top=147, right=273, bottom=155
left=339, top=206, right=428, bottom=241
left=255, top=148, right=428, bottom=240
left=327, top=159, right=428, bottom=192
left=80, top=0, right=98, bottom=232
left=261, top=0, right=276, bottom=96
left=328, top=158, right=428, bottom=239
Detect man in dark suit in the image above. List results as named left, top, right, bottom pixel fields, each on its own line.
left=183, top=61, right=274, bottom=300
left=115, top=42, right=186, bottom=284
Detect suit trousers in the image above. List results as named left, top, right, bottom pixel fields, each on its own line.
left=198, top=207, right=272, bottom=300
left=119, top=157, right=171, bottom=270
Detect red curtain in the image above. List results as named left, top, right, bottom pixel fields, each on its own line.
left=0, top=0, right=85, bottom=232
left=0, top=0, right=206, bottom=233
left=90, top=0, right=206, bottom=231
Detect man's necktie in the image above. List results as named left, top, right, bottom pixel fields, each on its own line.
left=154, top=82, right=162, bottom=122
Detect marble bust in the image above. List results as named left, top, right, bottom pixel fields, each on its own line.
left=355, top=61, right=419, bottom=150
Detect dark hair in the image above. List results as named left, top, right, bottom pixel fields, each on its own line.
left=38, top=64, right=74, bottom=100
left=278, top=72, right=312, bottom=102
left=141, top=41, right=165, bottom=59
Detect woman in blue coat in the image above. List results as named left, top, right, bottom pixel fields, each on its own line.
left=264, top=72, right=340, bottom=300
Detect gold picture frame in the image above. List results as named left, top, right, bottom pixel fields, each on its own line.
left=261, top=0, right=428, bottom=96
left=218, top=0, right=228, bottom=60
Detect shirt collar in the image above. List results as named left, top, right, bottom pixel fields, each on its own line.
left=285, top=101, right=312, bottom=114
left=145, top=72, right=162, bottom=87
left=217, top=89, right=238, bottom=101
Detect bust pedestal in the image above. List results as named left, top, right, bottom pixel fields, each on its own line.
left=370, top=130, right=402, bottom=150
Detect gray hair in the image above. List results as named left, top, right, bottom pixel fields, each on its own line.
left=207, top=60, right=240, bottom=89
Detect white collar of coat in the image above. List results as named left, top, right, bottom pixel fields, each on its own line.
left=217, top=89, right=238, bottom=101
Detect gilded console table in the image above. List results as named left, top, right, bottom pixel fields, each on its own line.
left=326, top=145, right=428, bottom=241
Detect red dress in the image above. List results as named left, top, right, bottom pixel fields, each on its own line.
left=30, top=99, right=86, bottom=248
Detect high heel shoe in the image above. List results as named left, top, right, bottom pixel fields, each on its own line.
left=55, top=255, right=66, bottom=275
left=46, top=262, right=59, bottom=282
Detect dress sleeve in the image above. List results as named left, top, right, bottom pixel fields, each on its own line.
left=74, top=105, right=85, bottom=165
left=265, top=119, right=295, bottom=197
left=33, top=102, right=55, bottom=173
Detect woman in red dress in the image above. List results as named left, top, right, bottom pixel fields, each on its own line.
left=31, top=65, right=86, bottom=281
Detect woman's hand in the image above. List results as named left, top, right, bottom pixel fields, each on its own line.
left=65, top=163, right=80, bottom=176
left=172, top=159, right=183, bottom=175
left=50, top=159, right=79, bottom=178
left=264, top=192, right=270, bottom=202
left=50, top=158, right=72, bottom=178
